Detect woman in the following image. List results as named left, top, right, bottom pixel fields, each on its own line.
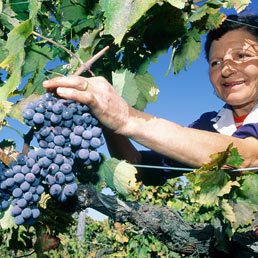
left=43, top=14, right=258, bottom=182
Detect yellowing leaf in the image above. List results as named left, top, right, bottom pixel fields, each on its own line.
left=0, top=100, right=13, bottom=121
left=167, top=0, right=186, bottom=9
left=104, top=158, right=137, bottom=196
left=217, top=181, right=240, bottom=197
left=223, top=0, right=251, bottom=13
left=221, top=199, right=236, bottom=225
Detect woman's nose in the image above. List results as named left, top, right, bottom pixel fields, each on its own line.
left=221, top=59, right=237, bottom=77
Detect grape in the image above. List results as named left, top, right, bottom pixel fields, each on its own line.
left=63, top=183, right=77, bottom=197
left=14, top=215, right=25, bottom=225
left=1, top=200, right=9, bottom=210
left=22, top=109, right=35, bottom=120
left=31, top=164, right=40, bottom=175
left=89, top=151, right=100, bottom=162
left=91, top=126, right=102, bottom=137
left=18, top=92, right=105, bottom=225
left=90, top=137, right=102, bottom=149
left=33, top=113, right=44, bottom=124
left=70, top=134, right=82, bottom=147
left=47, top=163, right=59, bottom=175
left=32, top=208, right=40, bottom=219
left=21, top=165, right=30, bottom=174
left=26, top=158, right=35, bottom=168
left=12, top=165, right=22, bottom=174
left=17, top=155, right=27, bottom=166
left=36, top=185, right=45, bottom=195
left=5, top=169, right=14, bottom=178
left=20, top=182, right=30, bottom=192
left=22, top=207, right=32, bottom=219
left=6, top=178, right=15, bottom=188
left=46, top=175, right=55, bottom=185
left=74, top=125, right=84, bottom=136
left=11, top=205, right=22, bottom=216
left=49, top=184, right=62, bottom=196
left=78, top=149, right=89, bottom=160
left=44, top=133, right=54, bottom=143
left=23, top=192, right=33, bottom=201
left=82, top=113, right=92, bottom=124
left=62, top=108, right=73, bottom=120
left=45, top=149, right=57, bottom=159
left=25, top=173, right=35, bottom=184
left=81, top=139, right=90, bottom=149
left=55, top=172, right=65, bottom=184
left=54, top=154, right=64, bottom=165
left=35, top=101, right=45, bottom=113
left=17, top=199, right=27, bottom=208
left=54, top=135, right=65, bottom=146
left=12, top=188, right=23, bottom=198
left=60, top=163, right=72, bottom=174
left=38, top=157, right=51, bottom=168
left=14, top=173, right=25, bottom=184
left=50, top=113, right=62, bottom=124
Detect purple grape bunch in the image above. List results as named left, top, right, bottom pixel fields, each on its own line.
left=0, top=92, right=105, bottom=226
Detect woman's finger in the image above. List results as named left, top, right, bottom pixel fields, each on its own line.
left=43, top=75, right=88, bottom=91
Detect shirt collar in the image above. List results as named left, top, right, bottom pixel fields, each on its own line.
left=211, top=103, right=258, bottom=136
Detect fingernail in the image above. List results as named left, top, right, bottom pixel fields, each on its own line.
left=42, top=80, right=48, bottom=87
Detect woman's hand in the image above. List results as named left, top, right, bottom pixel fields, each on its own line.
left=43, top=75, right=133, bottom=134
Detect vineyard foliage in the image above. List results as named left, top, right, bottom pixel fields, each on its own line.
left=0, top=0, right=257, bottom=257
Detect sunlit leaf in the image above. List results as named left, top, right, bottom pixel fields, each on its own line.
left=112, top=69, right=139, bottom=107
left=100, top=0, right=158, bottom=44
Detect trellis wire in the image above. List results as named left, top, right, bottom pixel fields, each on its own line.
left=132, top=164, right=258, bottom=173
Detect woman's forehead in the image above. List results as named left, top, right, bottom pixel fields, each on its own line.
left=209, top=29, right=258, bottom=57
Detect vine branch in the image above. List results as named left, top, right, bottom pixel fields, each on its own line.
left=32, top=31, right=83, bottom=64
left=74, top=44, right=114, bottom=76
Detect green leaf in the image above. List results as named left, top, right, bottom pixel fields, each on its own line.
left=0, top=49, right=23, bottom=100
left=112, top=69, right=139, bottom=106
left=237, top=174, right=258, bottom=206
left=100, top=0, right=158, bottom=44
left=134, top=72, right=159, bottom=111
left=22, top=45, right=53, bottom=77
left=0, top=18, right=33, bottom=100
left=173, top=27, right=202, bottom=75
left=104, top=158, right=137, bottom=196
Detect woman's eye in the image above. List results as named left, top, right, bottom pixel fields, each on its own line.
left=210, top=60, right=221, bottom=67
left=238, top=53, right=248, bottom=59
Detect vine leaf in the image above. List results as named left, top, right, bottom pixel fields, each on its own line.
left=0, top=100, right=13, bottom=121
left=172, top=27, right=202, bottom=75
left=223, top=0, right=251, bottom=13
left=112, top=69, right=139, bottom=107
left=0, top=204, right=15, bottom=229
left=134, top=72, right=159, bottom=111
left=34, top=233, right=60, bottom=254
left=104, top=158, right=137, bottom=196
left=0, top=19, right=32, bottom=100
left=100, top=0, right=158, bottom=45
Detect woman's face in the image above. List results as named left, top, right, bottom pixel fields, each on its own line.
left=209, top=29, right=258, bottom=113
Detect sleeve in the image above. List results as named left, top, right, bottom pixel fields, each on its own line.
left=232, top=123, right=258, bottom=139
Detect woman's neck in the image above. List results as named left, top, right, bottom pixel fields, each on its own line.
left=231, top=101, right=257, bottom=117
